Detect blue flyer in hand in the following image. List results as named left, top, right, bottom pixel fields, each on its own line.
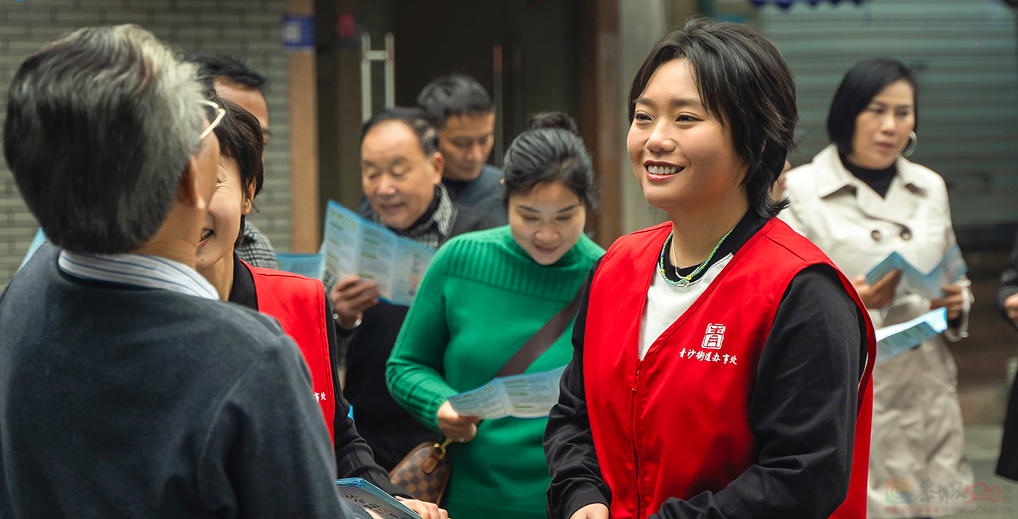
left=864, top=245, right=967, bottom=301
left=335, top=478, right=420, bottom=519
left=320, top=201, right=435, bottom=306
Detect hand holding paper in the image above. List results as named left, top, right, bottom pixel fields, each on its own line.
left=447, top=366, right=566, bottom=420
left=437, top=400, right=480, bottom=443
left=321, top=201, right=435, bottom=306
left=864, top=245, right=967, bottom=302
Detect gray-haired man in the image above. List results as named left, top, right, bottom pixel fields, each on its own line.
left=0, top=25, right=364, bottom=519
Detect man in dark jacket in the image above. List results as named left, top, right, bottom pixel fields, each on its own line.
left=333, top=108, right=496, bottom=470
left=0, top=25, right=365, bottom=519
left=360, top=74, right=507, bottom=226
left=996, top=233, right=1018, bottom=481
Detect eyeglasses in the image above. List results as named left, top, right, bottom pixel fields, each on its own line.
left=198, top=100, right=226, bottom=141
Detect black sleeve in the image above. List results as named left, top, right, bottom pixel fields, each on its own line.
left=652, top=264, right=866, bottom=519
left=998, top=231, right=1018, bottom=325
left=544, top=257, right=612, bottom=519
left=324, top=297, right=410, bottom=498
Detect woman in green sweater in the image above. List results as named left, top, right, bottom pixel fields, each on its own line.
left=386, top=113, right=603, bottom=519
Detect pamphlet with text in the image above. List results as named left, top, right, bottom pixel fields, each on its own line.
left=320, top=201, right=435, bottom=306
left=447, top=366, right=566, bottom=420
left=335, top=478, right=420, bottom=519
left=865, top=244, right=967, bottom=301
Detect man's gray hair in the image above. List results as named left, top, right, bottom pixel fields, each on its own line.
left=4, top=24, right=205, bottom=254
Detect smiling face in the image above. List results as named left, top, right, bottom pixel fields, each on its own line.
left=508, top=180, right=586, bottom=265
left=362, top=120, right=444, bottom=230
left=627, top=58, right=748, bottom=215
left=195, top=155, right=253, bottom=270
left=438, top=112, right=495, bottom=182
left=847, top=79, right=915, bottom=170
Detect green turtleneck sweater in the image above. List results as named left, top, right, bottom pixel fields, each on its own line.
left=387, top=225, right=603, bottom=519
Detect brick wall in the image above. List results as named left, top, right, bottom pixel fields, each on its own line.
left=0, top=0, right=291, bottom=289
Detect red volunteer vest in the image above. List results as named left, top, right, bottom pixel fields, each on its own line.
left=246, top=263, right=336, bottom=442
left=583, top=219, right=875, bottom=519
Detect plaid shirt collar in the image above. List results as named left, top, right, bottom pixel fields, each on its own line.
left=374, top=184, right=455, bottom=249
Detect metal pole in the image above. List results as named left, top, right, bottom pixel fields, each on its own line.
left=361, top=33, right=372, bottom=122
left=384, top=33, right=395, bottom=109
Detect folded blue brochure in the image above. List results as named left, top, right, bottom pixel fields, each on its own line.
left=274, top=252, right=324, bottom=278
left=865, top=245, right=966, bottom=301
left=335, top=478, right=420, bottom=519
left=874, top=308, right=948, bottom=365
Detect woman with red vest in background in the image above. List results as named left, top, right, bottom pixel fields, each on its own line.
left=543, top=17, right=876, bottom=519
left=194, top=95, right=443, bottom=519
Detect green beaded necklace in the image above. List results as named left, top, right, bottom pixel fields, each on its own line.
left=657, top=228, right=734, bottom=287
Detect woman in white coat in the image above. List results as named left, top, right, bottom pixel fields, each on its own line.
left=781, top=58, right=974, bottom=519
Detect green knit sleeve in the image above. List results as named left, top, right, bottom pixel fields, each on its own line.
left=386, top=242, right=460, bottom=431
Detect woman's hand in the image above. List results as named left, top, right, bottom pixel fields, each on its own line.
left=437, top=401, right=480, bottom=443
left=329, top=275, right=380, bottom=329
left=930, top=284, right=966, bottom=321
left=852, top=270, right=902, bottom=310
left=569, top=503, right=609, bottom=519
left=397, top=498, right=449, bottom=519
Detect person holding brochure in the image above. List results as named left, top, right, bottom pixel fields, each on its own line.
left=386, top=112, right=604, bottom=519
left=780, top=58, right=974, bottom=518
left=194, top=97, right=443, bottom=519
left=333, top=108, right=497, bottom=471
left=544, top=18, right=876, bottom=519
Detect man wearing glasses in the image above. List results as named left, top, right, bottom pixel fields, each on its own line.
left=0, top=25, right=367, bottom=519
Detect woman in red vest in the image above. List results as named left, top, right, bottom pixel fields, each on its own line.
left=194, top=96, right=443, bottom=518
left=544, top=18, right=876, bottom=519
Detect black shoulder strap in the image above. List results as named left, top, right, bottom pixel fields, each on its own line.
left=494, top=288, right=583, bottom=379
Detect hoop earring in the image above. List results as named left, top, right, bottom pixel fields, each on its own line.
left=902, top=131, right=917, bottom=158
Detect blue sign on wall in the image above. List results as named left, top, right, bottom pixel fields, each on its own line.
left=281, top=15, right=314, bottom=52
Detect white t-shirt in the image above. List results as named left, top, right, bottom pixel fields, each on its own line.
left=637, top=253, right=734, bottom=360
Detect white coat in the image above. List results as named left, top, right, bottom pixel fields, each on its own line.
left=780, top=145, right=974, bottom=518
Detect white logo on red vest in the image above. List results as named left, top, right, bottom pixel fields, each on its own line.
left=314, top=392, right=327, bottom=402
left=701, top=323, right=726, bottom=350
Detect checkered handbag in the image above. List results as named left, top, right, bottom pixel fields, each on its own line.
left=388, top=438, right=453, bottom=503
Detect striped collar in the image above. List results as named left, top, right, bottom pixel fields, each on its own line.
left=58, top=250, right=219, bottom=300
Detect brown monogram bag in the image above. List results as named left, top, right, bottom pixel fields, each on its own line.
left=388, top=438, right=452, bottom=503
left=388, top=289, right=583, bottom=503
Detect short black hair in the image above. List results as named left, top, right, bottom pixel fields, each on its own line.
left=208, top=93, right=265, bottom=248
left=360, top=107, right=439, bottom=157
left=628, top=16, right=798, bottom=218
left=416, top=74, right=494, bottom=129
left=185, top=53, right=267, bottom=91
left=827, top=58, right=918, bottom=156
left=502, top=112, right=598, bottom=211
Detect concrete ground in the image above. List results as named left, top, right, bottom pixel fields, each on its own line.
left=942, top=426, right=1018, bottom=518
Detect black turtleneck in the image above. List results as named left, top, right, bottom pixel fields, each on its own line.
left=840, top=152, right=896, bottom=198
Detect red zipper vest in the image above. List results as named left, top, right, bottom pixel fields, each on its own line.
left=583, top=219, right=875, bottom=519
left=246, top=263, right=336, bottom=442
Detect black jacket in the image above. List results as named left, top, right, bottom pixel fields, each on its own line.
left=996, top=231, right=1018, bottom=481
